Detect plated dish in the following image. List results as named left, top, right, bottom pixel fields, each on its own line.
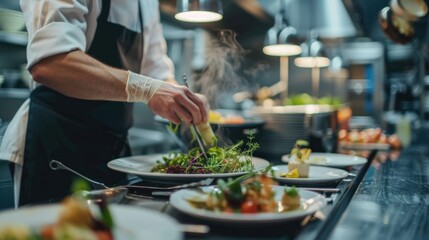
left=271, top=165, right=349, bottom=186
left=0, top=203, right=182, bottom=240
left=282, top=152, right=367, bottom=168
left=108, top=154, right=269, bottom=183
left=338, top=128, right=402, bottom=150
left=169, top=185, right=326, bottom=224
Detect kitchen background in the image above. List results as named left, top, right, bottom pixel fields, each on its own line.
left=1, top=0, right=429, bottom=208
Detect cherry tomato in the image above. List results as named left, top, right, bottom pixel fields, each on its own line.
left=96, top=231, right=114, bottom=240
left=240, top=200, right=258, bottom=214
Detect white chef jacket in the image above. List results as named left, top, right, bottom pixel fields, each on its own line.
left=0, top=0, right=174, bottom=207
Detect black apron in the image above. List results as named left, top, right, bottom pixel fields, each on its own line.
left=20, top=0, right=144, bottom=206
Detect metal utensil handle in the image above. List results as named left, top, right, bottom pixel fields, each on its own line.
left=49, top=160, right=109, bottom=189
left=182, top=74, right=208, bottom=159
left=123, top=178, right=214, bottom=192
left=168, top=177, right=214, bottom=190
left=190, top=124, right=208, bottom=159
left=299, top=187, right=340, bottom=193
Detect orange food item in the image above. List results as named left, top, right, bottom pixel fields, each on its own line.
left=348, top=129, right=361, bottom=143
left=338, top=129, right=348, bottom=142
left=387, top=134, right=402, bottom=149
left=222, top=116, right=245, bottom=124
left=378, top=134, right=388, bottom=144
left=338, top=128, right=401, bottom=149
left=337, top=107, right=352, bottom=129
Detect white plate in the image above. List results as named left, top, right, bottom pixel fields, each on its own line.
left=271, top=165, right=349, bottom=186
left=108, top=154, right=270, bottom=183
left=282, top=153, right=367, bottom=168
left=169, top=186, right=326, bottom=224
left=0, top=204, right=182, bottom=240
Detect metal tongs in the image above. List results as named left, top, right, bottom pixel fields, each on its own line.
left=182, top=74, right=208, bottom=159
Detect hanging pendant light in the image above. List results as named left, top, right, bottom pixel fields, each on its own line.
left=294, top=31, right=330, bottom=97
left=258, top=0, right=302, bottom=101
left=294, top=31, right=330, bottom=68
left=175, top=0, right=223, bottom=23
left=262, top=1, right=301, bottom=57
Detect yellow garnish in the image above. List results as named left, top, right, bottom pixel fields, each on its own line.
left=279, top=168, right=299, bottom=178
left=287, top=168, right=299, bottom=178
left=209, top=111, right=223, bottom=123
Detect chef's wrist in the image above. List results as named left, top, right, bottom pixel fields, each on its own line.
left=125, top=71, right=164, bottom=103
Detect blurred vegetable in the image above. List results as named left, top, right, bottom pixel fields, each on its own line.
left=284, top=94, right=342, bottom=109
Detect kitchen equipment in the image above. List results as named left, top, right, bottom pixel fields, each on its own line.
left=49, top=160, right=109, bottom=189
left=182, top=74, right=208, bottom=158
left=379, top=6, right=415, bottom=44
left=378, top=0, right=428, bottom=44
left=49, top=160, right=129, bottom=203
left=250, top=105, right=337, bottom=158
left=50, top=159, right=215, bottom=202
left=390, top=0, right=428, bottom=22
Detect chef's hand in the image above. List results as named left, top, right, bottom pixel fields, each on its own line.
left=148, top=82, right=209, bottom=125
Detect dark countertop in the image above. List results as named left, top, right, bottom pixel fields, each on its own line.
left=328, top=128, right=429, bottom=240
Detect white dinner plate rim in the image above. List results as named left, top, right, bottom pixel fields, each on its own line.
left=0, top=204, right=182, bottom=240
left=169, top=186, right=326, bottom=224
left=271, top=165, right=349, bottom=185
left=107, top=154, right=270, bottom=182
left=281, top=152, right=367, bottom=167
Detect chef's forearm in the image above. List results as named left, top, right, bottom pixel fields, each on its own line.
left=29, top=50, right=129, bottom=101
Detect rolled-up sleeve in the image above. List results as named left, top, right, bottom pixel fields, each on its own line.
left=140, top=1, right=175, bottom=80
left=20, top=0, right=93, bottom=68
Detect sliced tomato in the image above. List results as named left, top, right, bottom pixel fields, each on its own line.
left=240, top=200, right=258, bottom=214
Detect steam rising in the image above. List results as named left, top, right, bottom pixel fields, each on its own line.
left=192, top=29, right=249, bottom=107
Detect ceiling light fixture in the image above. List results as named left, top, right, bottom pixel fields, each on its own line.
left=261, top=0, right=302, bottom=101
left=262, top=1, right=301, bottom=57
left=294, top=30, right=330, bottom=97
left=175, top=0, right=223, bottom=23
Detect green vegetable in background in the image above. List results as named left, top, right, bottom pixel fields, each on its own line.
left=284, top=94, right=342, bottom=108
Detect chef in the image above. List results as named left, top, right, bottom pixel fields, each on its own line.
left=0, top=0, right=209, bottom=206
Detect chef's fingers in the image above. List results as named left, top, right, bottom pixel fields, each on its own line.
left=172, top=105, right=192, bottom=124
left=186, top=92, right=209, bottom=123
left=148, top=83, right=202, bottom=124
left=167, top=113, right=182, bottom=125
left=177, top=89, right=204, bottom=124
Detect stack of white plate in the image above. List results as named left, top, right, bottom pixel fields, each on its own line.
left=251, top=105, right=334, bottom=156
left=0, top=8, right=25, bottom=33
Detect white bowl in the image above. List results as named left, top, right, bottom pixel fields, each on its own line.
left=0, top=8, right=25, bottom=32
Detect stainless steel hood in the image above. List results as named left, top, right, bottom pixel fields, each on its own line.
left=258, top=0, right=358, bottom=39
